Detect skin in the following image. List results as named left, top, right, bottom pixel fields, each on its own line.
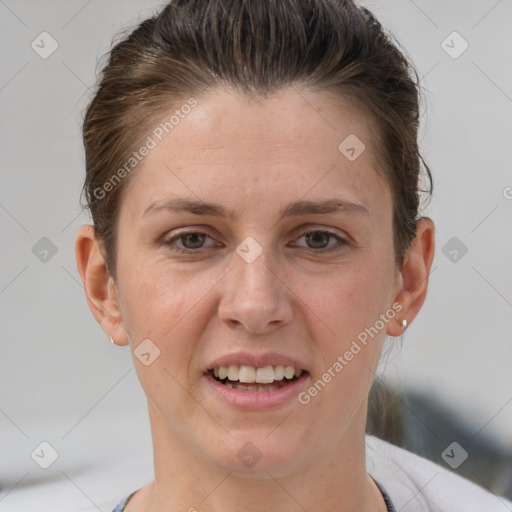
left=76, top=87, right=435, bottom=512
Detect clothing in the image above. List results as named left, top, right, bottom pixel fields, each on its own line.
left=112, top=490, right=138, bottom=512
left=111, top=436, right=511, bottom=512
left=366, top=436, right=511, bottom=511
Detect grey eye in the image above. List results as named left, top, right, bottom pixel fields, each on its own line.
left=180, top=232, right=207, bottom=249
left=304, top=231, right=332, bottom=249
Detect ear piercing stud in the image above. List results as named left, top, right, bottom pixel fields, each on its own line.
left=402, top=319, right=408, bottom=331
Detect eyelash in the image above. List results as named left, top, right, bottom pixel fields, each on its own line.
left=163, top=229, right=348, bottom=254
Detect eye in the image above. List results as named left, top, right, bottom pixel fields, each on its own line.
left=163, top=231, right=220, bottom=253
left=292, top=230, right=348, bottom=252
left=162, top=228, right=348, bottom=254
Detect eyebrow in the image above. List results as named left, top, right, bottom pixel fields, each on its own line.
left=143, top=197, right=369, bottom=219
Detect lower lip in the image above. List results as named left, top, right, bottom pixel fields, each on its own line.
left=203, top=372, right=310, bottom=410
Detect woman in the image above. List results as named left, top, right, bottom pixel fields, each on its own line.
left=75, top=1, right=510, bottom=511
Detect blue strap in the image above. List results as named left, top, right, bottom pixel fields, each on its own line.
left=111, top=490, right=138, bottom=512
left=374, top=480, right=397, bottom=512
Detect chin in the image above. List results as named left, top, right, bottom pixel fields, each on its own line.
left=206, top=431, right=307, bottom=478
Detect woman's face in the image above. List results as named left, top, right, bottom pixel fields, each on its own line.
left=112, top=87, right=403, bottom=475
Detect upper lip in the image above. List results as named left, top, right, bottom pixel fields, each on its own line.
left=204, top=352, right=309, bottom=373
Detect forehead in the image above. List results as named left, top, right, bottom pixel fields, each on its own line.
left=171, top=87, right=376, bottom=157
left=120, top=86, right=391, bottom=216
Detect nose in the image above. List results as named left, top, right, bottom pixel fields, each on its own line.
left=218, top=245, right=294, bottom=334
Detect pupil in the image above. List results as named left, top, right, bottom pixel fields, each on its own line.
left=305, top=231, right=329, bottom=248
left=183, top=233, right=205, bottom=249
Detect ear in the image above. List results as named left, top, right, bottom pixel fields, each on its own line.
left=386, top=217, right=436, bottom=337
left=75, top=225, right=129, bottom=346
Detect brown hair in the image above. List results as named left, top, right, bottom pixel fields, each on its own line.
left=81, top=0, right=432, bottom=279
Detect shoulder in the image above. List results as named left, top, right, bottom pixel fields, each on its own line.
left=365, top=435, right=512, bottom=512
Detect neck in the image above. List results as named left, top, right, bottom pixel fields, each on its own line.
left=131, top=403, right=386, bottom=512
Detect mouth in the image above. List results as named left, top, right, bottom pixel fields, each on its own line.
left=206, top=365, right=306, bottom=392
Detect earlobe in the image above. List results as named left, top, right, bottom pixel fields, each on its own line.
left=386, top=217, right=436, bottom=337
left=75, top=225, right=129, bottom=346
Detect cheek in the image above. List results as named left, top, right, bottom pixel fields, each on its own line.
left=116, top=263, right=214, bottom=420
left=118, top=247, right=193, bottom=327
left=308, top=261, right=394, bottom=336
left=298, top=254, right=395, bottom=397
left=116, top=254, right=219, bottom=368
left=301, top=269, right=388, bottom=410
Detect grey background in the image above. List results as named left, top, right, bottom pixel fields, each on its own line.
left=1, top=0, right=511, bottom=504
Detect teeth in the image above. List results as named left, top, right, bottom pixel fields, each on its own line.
left=284, top=366, right=295, bottom=379
left=274, top=365, right=285, bottom=380
left=211, top=365, right=303, bottom=384
left=255, top=365, right=274, bottom=384
left=224, top=381, right=282, bottom=392
left=227, top=365, right=239, bottom=381
left=238, top=365, right=256, bottom=383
